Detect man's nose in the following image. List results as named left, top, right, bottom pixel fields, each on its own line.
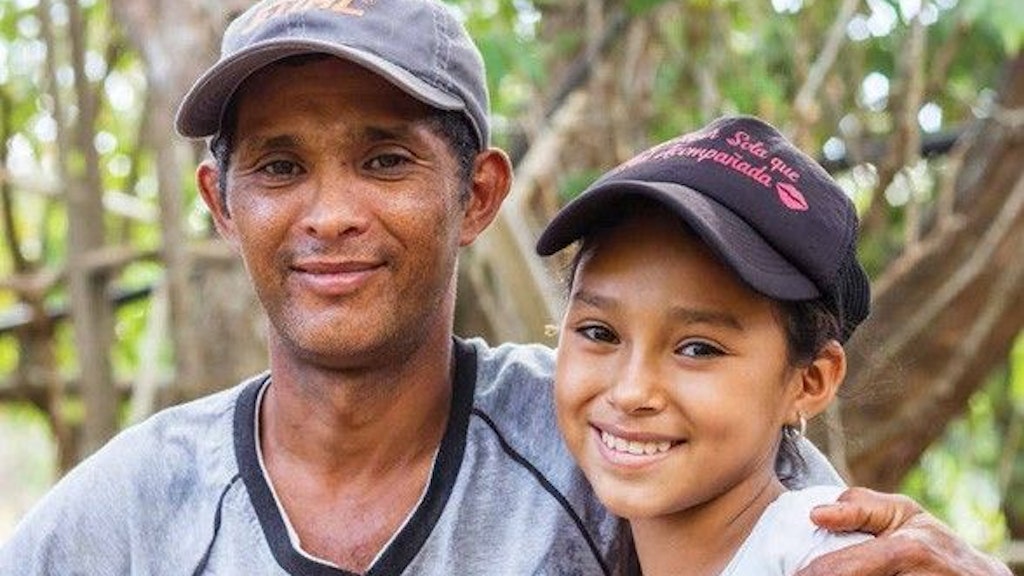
left=300, top=170, right=371, bottom=239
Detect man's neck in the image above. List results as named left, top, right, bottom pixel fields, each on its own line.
left=263, top=332, right=454, bottom=470
left=258, top=333, right=456, bottom=571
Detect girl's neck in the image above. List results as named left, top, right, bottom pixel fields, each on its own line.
left=630, top=474, right=786, bottom=576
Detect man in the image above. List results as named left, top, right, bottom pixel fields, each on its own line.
left=0, top=1, right=1011, bottom=575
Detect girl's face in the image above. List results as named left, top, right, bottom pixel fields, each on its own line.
left=554, top=208, right=804, bottom=522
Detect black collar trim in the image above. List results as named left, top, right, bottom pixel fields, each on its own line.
left=233, top=339, right=477, bottom=575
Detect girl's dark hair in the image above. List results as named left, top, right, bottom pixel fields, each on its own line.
left=563, top=217, right=843, bottom=488
left=773, top=297, right=841, bottom=487
left=208, top=56, right=479, bottom=212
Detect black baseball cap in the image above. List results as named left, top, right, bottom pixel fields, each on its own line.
left=536, top=115, right=871, bottom=341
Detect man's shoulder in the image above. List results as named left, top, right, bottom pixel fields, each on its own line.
left=459, top=337, right=572, bottom=470
left=39, top=374, right=258, bottom=502
left=142, top=374, right=259, bottom=441
left=92, top=376, right=252, bottom=477
left=0, top=375, right=264, bottom=573
left=461, top=337, right=556, bottom=392
left=462, top=337, right=561, bottom=439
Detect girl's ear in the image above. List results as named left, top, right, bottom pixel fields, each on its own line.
left=791, top=340, right=846, bottom=422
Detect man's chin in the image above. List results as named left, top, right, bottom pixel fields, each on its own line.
left=274, top=321, right=419, bottom=370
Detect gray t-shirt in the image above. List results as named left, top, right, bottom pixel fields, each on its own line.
left=0, top=338, right=840, bottom=575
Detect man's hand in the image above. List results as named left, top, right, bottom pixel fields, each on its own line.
left=795, top=487, right=1012, bottom=576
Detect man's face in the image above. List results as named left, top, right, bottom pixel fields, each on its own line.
left=209, top=57, right=469, bottom=370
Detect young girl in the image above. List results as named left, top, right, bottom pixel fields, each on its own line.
left=536, top=115, right=873, bottom=575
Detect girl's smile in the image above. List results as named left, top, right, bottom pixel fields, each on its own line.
left=590, top=424, right=682, bottom=468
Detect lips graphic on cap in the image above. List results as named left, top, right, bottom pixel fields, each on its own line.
left=776, top=182, right=809, bottom=211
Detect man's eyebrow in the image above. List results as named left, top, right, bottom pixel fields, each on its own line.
left=363, top=119, right=443, bottom=146
left=363, top=125, right=416, bottom=142
left=572, top=288, right=743, bottom=330
left=238, top=134, right=300, bottom=154
left=236, top=120, right=431, bottom=155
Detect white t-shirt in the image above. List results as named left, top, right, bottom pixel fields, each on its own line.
left=720, top=485, right=873, bottom=575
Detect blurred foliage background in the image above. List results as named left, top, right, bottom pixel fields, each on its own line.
left=0, top=0, right=1021, bottom=567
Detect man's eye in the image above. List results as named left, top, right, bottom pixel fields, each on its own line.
left=576, top=324, right=619, bottom=344
left=676, top=341, right=725, bottom=358
left=260, top=160, right=301, bottom=177
left=365, top=154, right=410, bottom=171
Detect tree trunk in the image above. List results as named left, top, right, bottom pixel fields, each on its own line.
left=53, top=0, right=119, bottom=459
left=109, top=0, right=266, bottom=409
left=840, top=54, right=1024, bottom=490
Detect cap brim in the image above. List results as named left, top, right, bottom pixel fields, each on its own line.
left=175, top=39, right=464, bottom=138
left=535, top=180, right=821, bottom=301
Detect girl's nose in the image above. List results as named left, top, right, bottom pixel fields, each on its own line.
left=607, top=354, right=667, bottom=415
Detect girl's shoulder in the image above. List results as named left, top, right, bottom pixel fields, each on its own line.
left=721, top=486, right=873, bottom=575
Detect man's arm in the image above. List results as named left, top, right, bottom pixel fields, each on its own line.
left=795, top=487, right=1012, bottom=576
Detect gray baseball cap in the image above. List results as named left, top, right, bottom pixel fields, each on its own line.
left=175, top=0, right=490, bottom=149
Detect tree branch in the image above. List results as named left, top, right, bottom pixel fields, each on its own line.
left=506, top=7, right=631, bottom=166
left=792, top=0, right=861, bottom=133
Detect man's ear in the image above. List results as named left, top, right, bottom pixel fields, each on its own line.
left=196, top=160, right=238, bottom=247
left=791, top=340, right=847, bottom=421
left=458, top=147, right=512, bottom=246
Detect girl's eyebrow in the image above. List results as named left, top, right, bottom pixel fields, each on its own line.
left=665, top=306, right=743, bottom=331
left=572, top=288, right=743, bottom=330
left=571, top=289, right=616, bottom=312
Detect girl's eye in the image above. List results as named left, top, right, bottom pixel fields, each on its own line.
left=676, top=341, right=725, bottom=358
left=576, top=324, right=619, bottom=344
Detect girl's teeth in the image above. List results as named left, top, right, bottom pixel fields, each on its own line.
left=600, top=430, right=673, bottom=455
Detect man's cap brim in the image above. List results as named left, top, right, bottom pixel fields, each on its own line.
left=175, top=40, right=465, bottom=139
